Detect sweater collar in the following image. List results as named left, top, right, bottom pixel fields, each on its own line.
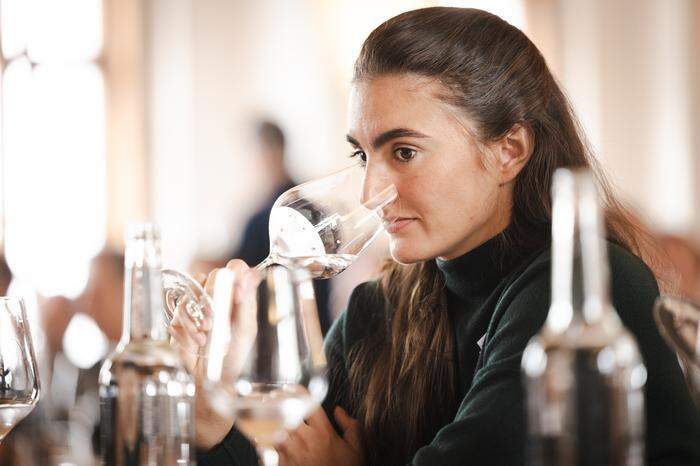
left=435, top=233, right=510, bottom=300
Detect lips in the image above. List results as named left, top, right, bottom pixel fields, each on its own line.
left=382, top=217, right=416, bottom=234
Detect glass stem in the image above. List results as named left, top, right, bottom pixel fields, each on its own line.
left=258, top=446, right=279, bottom=466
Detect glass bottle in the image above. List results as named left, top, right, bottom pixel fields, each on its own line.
left=522, top=169, right=646, bottom=466
left=99, top=223, right=195, bottom=465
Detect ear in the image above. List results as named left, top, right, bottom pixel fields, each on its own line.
left=491, top=123, right=533, bottom=185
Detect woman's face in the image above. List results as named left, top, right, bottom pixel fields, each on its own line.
left=347, top=73, right=512, bottom=264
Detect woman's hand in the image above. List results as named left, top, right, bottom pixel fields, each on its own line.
left=168, top=259, right=260, bottom=450
left=277, top=406, right=365, bottom=466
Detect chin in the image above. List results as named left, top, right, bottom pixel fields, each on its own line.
left=389, top=238, right=433, bottom=264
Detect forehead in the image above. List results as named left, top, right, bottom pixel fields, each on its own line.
left=347, top=74, right=464, bottom=138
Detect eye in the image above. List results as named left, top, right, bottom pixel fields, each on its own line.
left=394, top=147, right=417, bottom=162
left=349, top=150, right=367, bottom=165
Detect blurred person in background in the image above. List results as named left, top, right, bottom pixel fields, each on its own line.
left=74, top=248, right=125, bottom=455
left=77, top=248, right=125, bottom=345
left=40, top=295, right=78, bottom=423
left=41, top=296, right=76, bottom=368
left=177, top=7, right=700, bottom=466
left=226, top=119, right=332, bottom=334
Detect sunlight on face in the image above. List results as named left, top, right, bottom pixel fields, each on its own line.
left=347, top=74, right=511, bottom=264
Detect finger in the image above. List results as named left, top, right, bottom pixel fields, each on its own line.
left=333, top=405, right=356, bottom=430
left=225, top=258, right=251, bottom=270
left=232, top=269, right=261, bottom=328
left=285, top=425, right=308, bottom=450
left=204, top=268, right=219, bottom=297
left=276, top=430, right=305, bottom=463
left=197, top=311, right=213, bottom=332
left=288, top=419, right=315, bottom=445
left=192, top=271, right=208, bottom=287
left=180, top=295, right=212, bottom=330
left=305, top=407, right=335, bottom=434
left=175, top=303, right=207, bottom=347
left=225, top=259, right=252, bottom=294
left=334, top=406, right=363, bottom=451
left=169, top=304, right=192, bottom=335
left=232, top=269, right=260, bottom=317
left=169, top=334, right=198, bottom=374
left=170, top=298, right=189, bottom=326
left=171, top=301, right=207, bottom=348
left=276, top=447, right=295, bottom=466
left=206, top=268, right=234, bottom=327
left=208, top=261, right=255, bottom=323
left=237, top=267, right=261, bottom=300
left=223, top=259, right=255, bottom=290
left=167, top=322, right=200, bottom=353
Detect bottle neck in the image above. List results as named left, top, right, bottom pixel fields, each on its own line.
left=121, top=231, right=168, bottom=344
left=546, top=171, right=611, bottom=332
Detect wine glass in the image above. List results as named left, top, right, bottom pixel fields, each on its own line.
left=203, top=264, right=328, bottom=466
left=261, top=163, right=396, bottom=276
left=161, top=162, right=397, bottom=328
left=653, top=295, right=700, bottom=403
left=0, top=297, right=40, bottom=443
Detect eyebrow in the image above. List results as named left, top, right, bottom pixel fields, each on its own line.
left=346, top=128, right=429, bottom=151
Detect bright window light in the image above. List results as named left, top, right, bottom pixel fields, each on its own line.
left=2, top=0, right=103, bottom=62
left=4, top=59, right=106, bottom=297
left=2, top=0, right=106, bottom=299
left=0, top=0, right=30, bottom=59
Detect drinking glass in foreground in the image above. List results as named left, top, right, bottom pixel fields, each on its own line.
left=201, top=264, right=328, bottom=466
left=0, top=297, right=40, bottom=444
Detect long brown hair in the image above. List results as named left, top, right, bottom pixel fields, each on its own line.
left=346, top=7, right=663, bottom=466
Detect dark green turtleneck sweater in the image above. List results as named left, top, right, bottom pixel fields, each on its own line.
left=199, top=237, right=700, bottom=466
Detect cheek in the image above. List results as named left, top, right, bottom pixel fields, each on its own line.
left=421, top=172, right=499, bottom=238
left=394, top=161, right=456, bottom=208
left=391, top=151, right=495, bottom=229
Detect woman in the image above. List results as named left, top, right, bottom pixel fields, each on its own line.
left=173, top=7, right=700, bottom=466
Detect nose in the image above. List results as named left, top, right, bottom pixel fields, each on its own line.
left=360, top=160, right=397, bottom=211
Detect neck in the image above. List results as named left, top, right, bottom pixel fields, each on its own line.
left=267, top=163, right=289, bottom=190
left=438, top=210, right=511, bottom=261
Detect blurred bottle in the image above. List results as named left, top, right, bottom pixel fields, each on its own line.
left=521, top=169, right=646, bottom=466
left=98, top=223, right=195, bottom=465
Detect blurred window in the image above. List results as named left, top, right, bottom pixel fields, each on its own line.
left=1, top=0, right=106, bottom=297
